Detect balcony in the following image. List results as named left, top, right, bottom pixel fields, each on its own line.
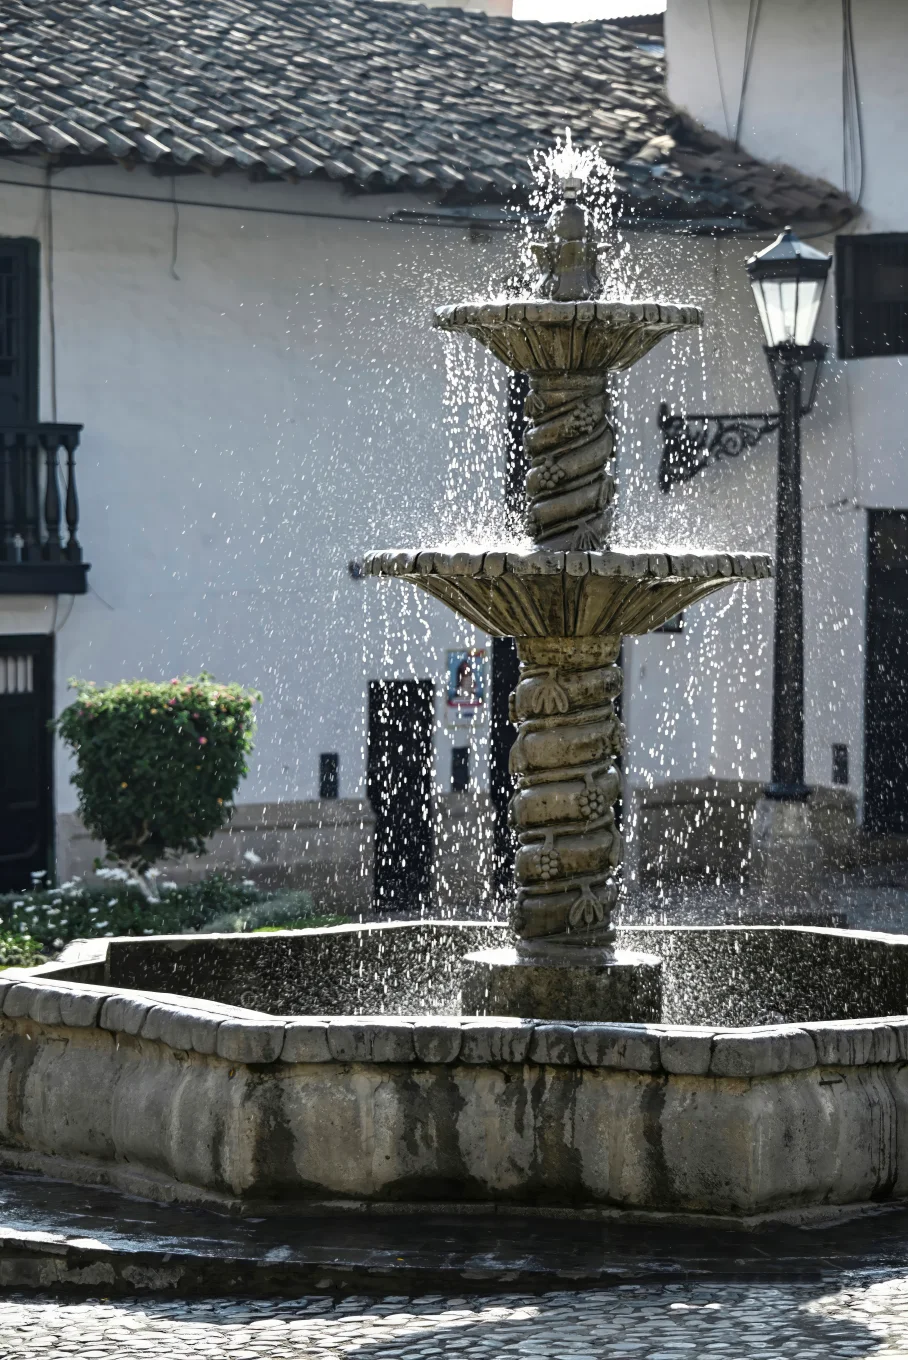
left=0, top=424, right=88, bottom=594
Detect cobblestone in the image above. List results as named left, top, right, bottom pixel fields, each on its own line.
left=1, top=1277, right=908, bottom=1358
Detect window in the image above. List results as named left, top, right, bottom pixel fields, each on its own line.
left=319, top=752, right=338, bottom=799
left=832, top=743, right=849, bottom=786
left=451, top=746, right=470, bottom=792
left=837, top=234, right=908, bottom=359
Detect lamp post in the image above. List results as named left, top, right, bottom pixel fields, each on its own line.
left=747, top=229, right=832, bottom=904
left=659, top=227, right=832, bottom=907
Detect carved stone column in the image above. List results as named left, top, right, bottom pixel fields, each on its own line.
left=509, top=635, right=622, bottom=951
left=524, top=373, right=615, bottom=551
left=462, top=634, right=661, bottom=1022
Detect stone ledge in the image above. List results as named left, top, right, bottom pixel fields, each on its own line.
left=4, top=972, right=908, bottom=1075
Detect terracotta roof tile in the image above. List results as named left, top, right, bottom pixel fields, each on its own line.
left=0, top=0, right=855, bottom=227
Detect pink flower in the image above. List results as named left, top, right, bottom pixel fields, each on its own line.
left=170, top=678, right=179, bottom=685
left=198, top=736, right=208, bottom=745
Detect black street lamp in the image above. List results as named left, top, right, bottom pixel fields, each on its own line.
left=658, top=227, right=832, bottom=897
left=745, top=229, right=832, bottom=803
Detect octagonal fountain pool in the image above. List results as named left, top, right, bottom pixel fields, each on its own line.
left=2, top=919, right=908, bottom=1220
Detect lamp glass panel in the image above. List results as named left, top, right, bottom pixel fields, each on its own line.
left=751, top=279, right=774, bottom=347
left=793, top=278, right=824, bottom=346
left=751, top=279, right=795, bottom=346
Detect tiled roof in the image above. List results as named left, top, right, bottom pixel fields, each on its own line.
left=0, top=0, right=854, bottom=227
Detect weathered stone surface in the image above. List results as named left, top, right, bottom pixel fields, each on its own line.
left=58, top=985, right=108, bottom=1029
left=2, top=985, right=44, bottom=1021
left=807, top=1020, right=898, bottom=1067
left=326, top=1021, right=414, bottom=1064
left=659, top=1028, right=715, bottom=1075
left=141, top=1004, right=222, bottom=1055
left=573, top=1022, right=662, bottom=1071
left=460, top=1020, right=534, bottom=1064
left=528, top=1024, right=577, bottom=1065
left=215, top=1020, right=285, bottom=1065
left=281, top=1021, right=332, bottom=1064
left=99, top=993, right=152, bottom=1037
left=411, top=1019, right=463, bottom=1064
left=462, top=946, right=661, bottom=1023
left=710, top=1026, right=817, bottom=1077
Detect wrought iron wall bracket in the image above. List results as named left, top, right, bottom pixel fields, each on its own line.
left=659, top=341, right=826, bottom=492
left=658, top=405, right=780, bottom=490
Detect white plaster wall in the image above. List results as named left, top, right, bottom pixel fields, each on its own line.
left=0, top=151, right=878, bottom=866
left=0, top=164, right=512, bottom=821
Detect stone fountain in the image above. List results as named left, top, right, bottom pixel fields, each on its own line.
left=5, top=140, right=903, bottom=1226
left=365, top=140, right=770, bottom=1022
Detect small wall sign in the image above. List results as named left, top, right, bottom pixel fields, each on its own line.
left=446, top=649, right=486, bottom=712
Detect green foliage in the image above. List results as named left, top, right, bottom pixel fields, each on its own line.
left=0, top=930, right=45, bottom=970
left=54, top=674, right=261, bottom=872
left=0, top=874, right=325, bottom=951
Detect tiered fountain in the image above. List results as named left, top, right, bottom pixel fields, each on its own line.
left=6, top=139, right=902, bottom=1225
left=365, top=138, right=770, bottom=1022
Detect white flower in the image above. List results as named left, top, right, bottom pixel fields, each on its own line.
left=53, top=938, right=64, bottom=949
left=241, top=879, right=256, bottom=888
left=161, top=881, right=178, bottom=892
left=97, top=867, right=129, bottom=882
left=30, top=871, right=47, bottom=881
left=243, top=850, right=262, bottom=865
left=88, top=907, right=99, bottom=915
left=146, top=868, right=161, bottom=879
left=96, top=921, right=109, bottom=929
left=107, top=899, right=117, bottom=907
left=12, top=900, right=24, bottom=909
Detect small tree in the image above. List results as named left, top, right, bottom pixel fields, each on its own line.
left=55, top=674, right=260, bottom=888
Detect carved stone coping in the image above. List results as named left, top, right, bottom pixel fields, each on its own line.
left=2, top=972, right=905, bottom=1075
left=365, top=548, right=772, bottom=583
left=434, top=301, right=703, bottom=331
left=432, top=301, right=703, bottom=373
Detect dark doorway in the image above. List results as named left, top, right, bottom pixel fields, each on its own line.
left=490, top=636, right=519, bottom=898
left=367, top=679, right=434, bottom=910
left=865, top=511, right=908, bottom=835
left=0, top=634, right=53, bottom=890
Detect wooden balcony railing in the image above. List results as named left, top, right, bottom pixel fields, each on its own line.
left=0, top=424, right=88, bottom=594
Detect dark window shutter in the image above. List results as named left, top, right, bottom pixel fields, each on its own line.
left=837, top=234, right=908, bottom=359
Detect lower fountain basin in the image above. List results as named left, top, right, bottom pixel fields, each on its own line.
left=364, top=548, right=772, bottom=638
left=3, top=920, right=908, bottom=1219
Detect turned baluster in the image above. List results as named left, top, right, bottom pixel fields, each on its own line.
left=62, top=430, right=82, bottom=562
left=0, top=433, right=16, bottom=562
left=42, top=428, right=62, bottom=561
left=19, top=430, right=41, bottom=562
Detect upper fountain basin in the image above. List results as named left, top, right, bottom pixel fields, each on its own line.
left=364, top=548, right=772, bottom=638
left=433, top=301, right=703, bottom=373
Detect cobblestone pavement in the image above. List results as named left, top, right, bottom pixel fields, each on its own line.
left=2, top=1276, right=908, bottom=1358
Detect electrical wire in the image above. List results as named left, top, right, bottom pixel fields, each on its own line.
left=733, top=0, right=763, bottom=151
left=170, top=175, right=181, bottom=281
left=43, top=164, right=58, bottom=422
left=706, top=0, right=733, bottom=139
left=841, top=0, right=865, bottom=206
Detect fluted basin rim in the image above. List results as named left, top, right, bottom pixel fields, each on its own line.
left=364, top=547, right=772, bottom=583
left=433, top=300, right=703, bottom=331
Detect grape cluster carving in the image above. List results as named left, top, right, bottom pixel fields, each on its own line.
left=535, top=846, right=562, bottom=881
left=577, top=785, right=608, bottom=820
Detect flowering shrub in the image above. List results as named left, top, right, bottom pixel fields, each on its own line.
left=0, top=929, right=45, bottom=970
left=0, top=873, right=337, bottom=951
left=54, top=674, right=261, bottom=873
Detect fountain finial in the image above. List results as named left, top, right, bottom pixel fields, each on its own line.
left=530, top=128, right=603, bottom=302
